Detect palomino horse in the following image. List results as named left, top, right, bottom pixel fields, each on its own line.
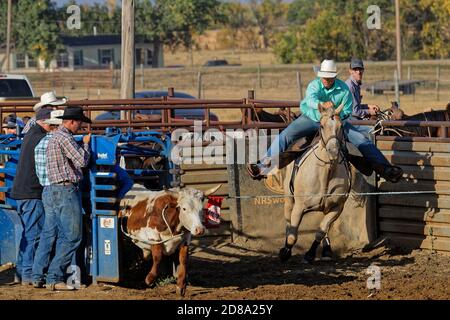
left=279, top=104, right=351, bottom=263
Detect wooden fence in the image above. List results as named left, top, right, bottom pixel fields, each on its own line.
left=377, top=137, right=450, bottom=252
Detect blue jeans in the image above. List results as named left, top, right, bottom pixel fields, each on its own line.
left=348, top=115, right=373, bottom=139
left=32, top=184, right=82, bottom=284
left=262, top=114, right=390, bottom=169
left=15, top=199, right=45, bottom=282
left=32, top=187, right=57, bottom=282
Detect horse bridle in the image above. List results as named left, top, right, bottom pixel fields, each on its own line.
left=309, top=121, right=352, bottom=198
left=315, top=119, right=347, bottom=165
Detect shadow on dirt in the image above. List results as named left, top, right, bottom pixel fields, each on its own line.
left=184, top=239, right=416, bottom=290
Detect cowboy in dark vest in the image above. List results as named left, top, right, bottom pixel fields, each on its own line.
left=10, top=107, right=53, bottom=285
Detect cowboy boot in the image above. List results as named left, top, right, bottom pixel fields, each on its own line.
left=346, top=154, right=374, bottom=176
left=246, top=160, right=271, bottom=180
left=246, top=163, right=265, bottom=180
left=373, top=164, right=403, bottom=183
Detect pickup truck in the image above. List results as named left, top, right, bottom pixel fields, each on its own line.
left=0, top=74, right=35, bottom=99
left=202, top=59, right=241, bottom=67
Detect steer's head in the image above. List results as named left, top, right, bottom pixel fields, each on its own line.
left=175, top=185, right=221, bottom=236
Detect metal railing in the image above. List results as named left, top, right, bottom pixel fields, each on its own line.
left=1, top=89, right=448, bottom=139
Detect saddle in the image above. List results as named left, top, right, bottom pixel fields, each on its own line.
left=278, top=134, right=319, bottom=170
left=280, top=135, right=374, bottom=194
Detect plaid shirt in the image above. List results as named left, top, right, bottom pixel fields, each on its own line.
left=46, top=126, right=90, bottom=184
left=22, top=116, right=36, bottom=134
left=34, top=133, right=52, bottom=186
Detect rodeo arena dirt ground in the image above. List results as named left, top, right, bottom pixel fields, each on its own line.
left=1, top=237, right=449, bottom=300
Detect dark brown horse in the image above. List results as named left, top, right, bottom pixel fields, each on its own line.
left=372, top=103, right=449, bottom=137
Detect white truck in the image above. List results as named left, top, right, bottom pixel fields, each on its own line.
left=0, top=74, right=35, bottom=99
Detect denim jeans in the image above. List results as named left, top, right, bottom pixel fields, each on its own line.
left=15, top=199, right=45, bottom=282
left=348, top=115, right=373, bottom=139
left=32, top=186, right=57, bottom=282
left=32, top=184, right=82, bottom=284
left=262, top=114, right=390, bottom=169
left=265, top=115, right=319, bottom=159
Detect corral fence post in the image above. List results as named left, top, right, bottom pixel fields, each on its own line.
left=140, top=63, right=144, bottom=89
left=247, top=90, right=255, bottom=125
left=394, top=69, right=400, bottom=105
left=296, top=71, right=303, bottom=100
left=197, top=71, right=202, bottom=99
left=436, top=65, right=440, bottom=101
left=257, top=64, right=262, bottom=89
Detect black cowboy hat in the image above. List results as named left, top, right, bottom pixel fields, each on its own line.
left=56, top=106, right=92, bottom=124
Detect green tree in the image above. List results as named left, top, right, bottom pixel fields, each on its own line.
left=273, top=27, right=314, bottom=63
left=15, top=0, right=61, bottom=68
left=287, top=0, right=319, bottom=25
left=221, top=1, right=254, bottom=52
left=419, top=0, right=450, bottom=58
left=275, top=0, right=398, bottom=63
left=58, top=1, right=121, bottom=36
left=158, top=0, right=225, bottom=52
left=249, top=0, right=286, bottom=49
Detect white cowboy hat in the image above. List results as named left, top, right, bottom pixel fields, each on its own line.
left=43, top=109, right=64, bottom=125
left=317, top=59, right=338, bottom=78
left=33, top=91, right=67, bottom=111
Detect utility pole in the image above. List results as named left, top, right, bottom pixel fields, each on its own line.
left=5, top=0, right=12, bottom=72
left=120, top=0, right=135, bottom=119
left=395, top=0, right=402, bottom=79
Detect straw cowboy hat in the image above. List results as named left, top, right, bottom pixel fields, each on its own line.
left=56, top=106, right=92, bottom=124
left=317, top=59, right=338, bottom=78
left=33, top=91, right=67, bottom=111
left=43, top=110, right=64, bottom=125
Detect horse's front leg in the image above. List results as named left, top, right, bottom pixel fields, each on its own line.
left=279, top=201, right=305, bottom=262
left=176, top=242, right=189, bottom=296
left=305, top=204, right=343, bottom=263
left=145, top=244, right=163, bottom=287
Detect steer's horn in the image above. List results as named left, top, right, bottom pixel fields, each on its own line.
left=204, top=184, right=222, bottom=197
left=334, top=104, right=344, bottom=115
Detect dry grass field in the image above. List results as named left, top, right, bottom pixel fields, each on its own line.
left=23, top=50, right=450, bottom=122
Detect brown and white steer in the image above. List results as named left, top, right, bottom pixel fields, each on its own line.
left=119, top=184, right=221, bottom=296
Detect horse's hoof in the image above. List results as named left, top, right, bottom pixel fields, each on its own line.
left=279, top=247, right=292, bottom=262
left=145, top=275, right=156, bottom=288
left=176, top=286, right=186, bottom=296
left=321, top=246, right=333, bottom=261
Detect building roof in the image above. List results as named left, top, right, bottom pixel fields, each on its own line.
left=61, top=35, right=154, bottom=47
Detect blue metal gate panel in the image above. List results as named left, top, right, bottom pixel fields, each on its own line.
left=0, top=208, right=22, bottom=265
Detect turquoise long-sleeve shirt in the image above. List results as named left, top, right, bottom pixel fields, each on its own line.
left=300, top=77, right=353, bottom=122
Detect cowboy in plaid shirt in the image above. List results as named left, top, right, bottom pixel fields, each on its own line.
left=46, top=125, right=90, bottom=184
left=32, top=106, right=91, bottom=291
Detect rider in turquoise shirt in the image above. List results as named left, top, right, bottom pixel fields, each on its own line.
left=300, top=77, right=353, bottom=122
left=248, top=59, right=403, bottom=183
